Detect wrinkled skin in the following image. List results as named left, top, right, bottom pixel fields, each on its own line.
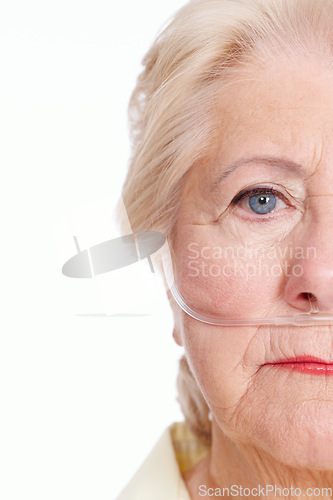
left=172, top=56, right=333, bottom=498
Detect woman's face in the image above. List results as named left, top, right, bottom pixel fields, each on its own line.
left=172, top=56, right=333, bottom=469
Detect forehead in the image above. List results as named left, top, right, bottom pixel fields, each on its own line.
left=211, top=57, right=333, bottom=166
left=176, top=57, right=333, bottom=218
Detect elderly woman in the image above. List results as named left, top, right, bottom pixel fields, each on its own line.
left=117, top=0, right=333, bottom=498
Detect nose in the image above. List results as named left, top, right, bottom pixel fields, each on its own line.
left=284, top=200, right=333, bottom=312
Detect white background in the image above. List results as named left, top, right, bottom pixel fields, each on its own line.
left=0, top=1, right=187, bottom=498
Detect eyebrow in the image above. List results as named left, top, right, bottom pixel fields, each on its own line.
left=212, top=156, right=306, bottom=191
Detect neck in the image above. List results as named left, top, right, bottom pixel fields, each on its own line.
left=183, top=421, right=333, bottom=500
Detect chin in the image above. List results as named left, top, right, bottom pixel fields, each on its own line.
left=251, top=400, right=333, bottom=470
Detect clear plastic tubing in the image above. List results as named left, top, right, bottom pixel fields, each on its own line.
left=168, top=282, right=333, bottom=327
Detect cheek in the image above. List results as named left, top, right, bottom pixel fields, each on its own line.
left=180, top=316, right=258, bottom=420
left=173, top=226, right=288, bottom=319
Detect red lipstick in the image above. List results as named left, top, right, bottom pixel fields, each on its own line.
left=266, top=356, right=333, bottom=376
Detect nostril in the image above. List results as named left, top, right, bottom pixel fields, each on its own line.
left=302, top=292, right=315, bottom=300
left=302, top=292, right=318, bottom=313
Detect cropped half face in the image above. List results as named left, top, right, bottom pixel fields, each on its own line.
left=172, top=55, right=333, bottom=469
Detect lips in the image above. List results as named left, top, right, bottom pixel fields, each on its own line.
left=264, top=356, right=333, bottom=376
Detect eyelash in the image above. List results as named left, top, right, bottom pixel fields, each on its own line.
left=231, top=186, right=290, bottom=215
left=232, top=186, right=286, bottom=203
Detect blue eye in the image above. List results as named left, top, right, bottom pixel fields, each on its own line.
left=232, top=187, right=288, bottom=216
left=249, top=192, right=277, bottom=214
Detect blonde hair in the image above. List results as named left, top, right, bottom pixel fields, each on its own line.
left=117, top=0, right=333, bottom=444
